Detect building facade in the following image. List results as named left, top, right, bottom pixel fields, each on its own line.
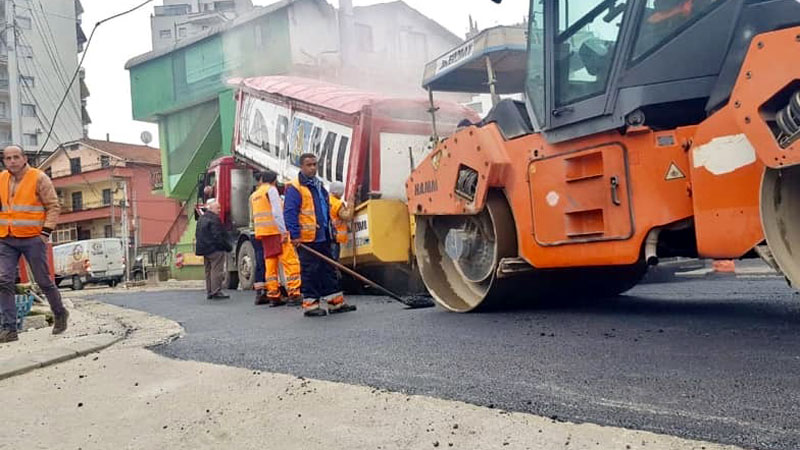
left=0, top=0, right=88, bottom=160
left=151, top=0, right=254, bottom=51
left=39, top=139, right=186, bottom=261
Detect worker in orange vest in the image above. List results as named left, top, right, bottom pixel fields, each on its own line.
left=250, top=170, right=302, bottom=307
left=0, top=145, right=67, bottom=343
left=328, top=181, right=349, bottom=261
left=285, top=153, right=356, bottom=317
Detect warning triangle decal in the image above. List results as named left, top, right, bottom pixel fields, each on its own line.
left=665, top=162, right=686, bottom=180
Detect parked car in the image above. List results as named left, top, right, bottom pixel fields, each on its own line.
left=53, top=238, right=125, bottom=290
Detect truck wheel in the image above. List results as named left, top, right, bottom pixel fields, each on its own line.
left=224, top=270, right=239, bottom=290
left=236, top=240, right=256, bottom=291
left=71, top=275, right=84, bottom=291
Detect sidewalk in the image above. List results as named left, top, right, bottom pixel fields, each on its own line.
left=0, top=298, right=741, bottom=450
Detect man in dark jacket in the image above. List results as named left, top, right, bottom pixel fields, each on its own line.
left=195, top=200, right=233, bottom=299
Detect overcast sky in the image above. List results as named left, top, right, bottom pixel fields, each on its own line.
left=79, top=0, right=528, bottom=147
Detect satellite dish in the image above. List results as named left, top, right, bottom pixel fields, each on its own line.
left=140, top=131, right=153, bottom=145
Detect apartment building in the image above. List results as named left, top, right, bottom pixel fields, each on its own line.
left=39, top=139, right=186, bottom=251
left=151, top=0, right=253, bottom=51
left=0, top=0, right=89, bottom=161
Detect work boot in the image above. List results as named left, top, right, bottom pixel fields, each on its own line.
left=269, top=297, right=286, bottom=308
left=329, top=303, right=357, bottom=314
left=286, top=294, right=303, bottom=307
left=208, top=293, right=230, bottom=300
left=302, top=300, right=326, bottom=317
left=326, top=294, right=356, bottom=314
left=52, top=310, right=69, bottom=335
left=304, top=308, right=327, bottom=317
left=0, top=329, right=18, bottom=343
left=254, top=290, right=269, bottom=305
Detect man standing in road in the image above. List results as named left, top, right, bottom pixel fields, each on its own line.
left=250, top=170, right=302, bottom=307
left=285, top=154, right=356, bottom=317
left=196, top=200, right=232, bottom=300
left=0, top=145, right=66, bottom=343
left=328, top=181, right=349, bottom=262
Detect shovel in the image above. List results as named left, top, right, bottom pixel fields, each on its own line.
left=297, top=243, right=435, bottom=309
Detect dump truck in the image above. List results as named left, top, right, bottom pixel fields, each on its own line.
left=199, top=76, right=477, bottom=291
left=407, top=0, right=800, bottom=311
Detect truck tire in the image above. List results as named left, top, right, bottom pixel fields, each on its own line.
left=71, top=275, right=84, bottom=291
left=224, top=270, right=239, bottom=290
left=236, top=240, right=256, bottom=291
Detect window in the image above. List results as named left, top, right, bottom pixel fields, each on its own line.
left=22, top=133, right=37, bottom=146
left=71, top=191, right=83, bottom=211
left=16, top=16, right=31, bottom=29
left=178, top=27, right=187, bottom=38
left=54, top=224, right=77, bottom=244
left=0, top=101, right=7, bottom=117
left=70, top=157, right=81, bottom=175
left=102, top=188, right=112, bottom=206
left=21, top=104, right=35, bottom=117
left=403, top=31, right=428, bottom=59
left=355, top=24, right=374, bottom=53
left=18, top=45, right=32, bottom=58
left=100, top=155, right=110, bottom=168
left=104, top=225, right=113, bottom=238
left=159, top=29, right=172, bottom=39
left=554, top=0, right=627, bottom=106
left=632, top=0, right=722, bottom=61
left=20, top=76, right=34, bottom=88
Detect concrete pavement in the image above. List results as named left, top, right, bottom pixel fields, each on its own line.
left=91, top=278, right=800, bottom=450
left=0, top=296, right=741, bottom=450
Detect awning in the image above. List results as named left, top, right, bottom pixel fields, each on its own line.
left=422, top=25, right=528, bottom=95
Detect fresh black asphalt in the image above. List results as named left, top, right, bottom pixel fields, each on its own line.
left=92, top=278, right=800, bottom=450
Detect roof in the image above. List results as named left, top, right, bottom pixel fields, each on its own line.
left=79, top=139, right=161, bottom=165
left=353, top=1, right=461, bottom=43
left=126, top=0, right=327, bottom=69
left=422, top=25, right=528, bottom=94
left=78, top=139, right=161, bottom=165
left=231, top=75, right=392, bottom=115
left=230, top=76, right=477, bottom=120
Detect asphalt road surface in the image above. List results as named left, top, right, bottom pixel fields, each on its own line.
left=93, top=277, right=800, bottom=450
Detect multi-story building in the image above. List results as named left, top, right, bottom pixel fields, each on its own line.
left=0, top=0, right=89, bottom=161
left=151, top=0, right=254, bottom=51
left=39, top=139, right=186, bottom=263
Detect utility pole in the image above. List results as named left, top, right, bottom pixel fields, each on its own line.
left=132, top=188, right=139, bottom=268
left=6, top=0, right=22, bottom=147
left=121, top=180, right=130, bottom=282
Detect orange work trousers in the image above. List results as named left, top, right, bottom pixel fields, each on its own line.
left=264, top=238, right=301, bottom=299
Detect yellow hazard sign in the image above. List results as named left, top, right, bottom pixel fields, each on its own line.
left=665, top=162, right=686, bottom=180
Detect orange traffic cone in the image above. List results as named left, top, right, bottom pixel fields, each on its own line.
left=712, top=260, right=736, bottom=273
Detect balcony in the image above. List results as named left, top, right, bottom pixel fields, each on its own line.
left=58, top=200, right=123, bottom=224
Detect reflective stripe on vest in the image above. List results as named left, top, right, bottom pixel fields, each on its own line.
left=289, top=179, right=317, bottom=243
left=329, top=195, right=348, bottom=244
left=0, top=168, right=46, bottom=238
left=250, top=184, right=279, bottom=237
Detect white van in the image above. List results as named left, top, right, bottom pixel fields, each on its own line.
left=53, top=238, right=126, bottom=290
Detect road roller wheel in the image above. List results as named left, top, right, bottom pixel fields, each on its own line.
left=761, top=166, right=800, bottom=288
left=414, top=192, right=518, bottom=312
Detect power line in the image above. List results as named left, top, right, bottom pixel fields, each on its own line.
left=36, top=0, right=156, bottom=158
left=16, top=29, right=83, bottom=128
left=13, top=4, right=78, bottom=22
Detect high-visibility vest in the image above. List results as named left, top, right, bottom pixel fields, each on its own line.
left=250, top=183, right=279, bottom=237
left=0, top=168, right=46, bottom=238
left=329, top=195, right=348, bottom=244
left=289, top=179, right=317, bottom=243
